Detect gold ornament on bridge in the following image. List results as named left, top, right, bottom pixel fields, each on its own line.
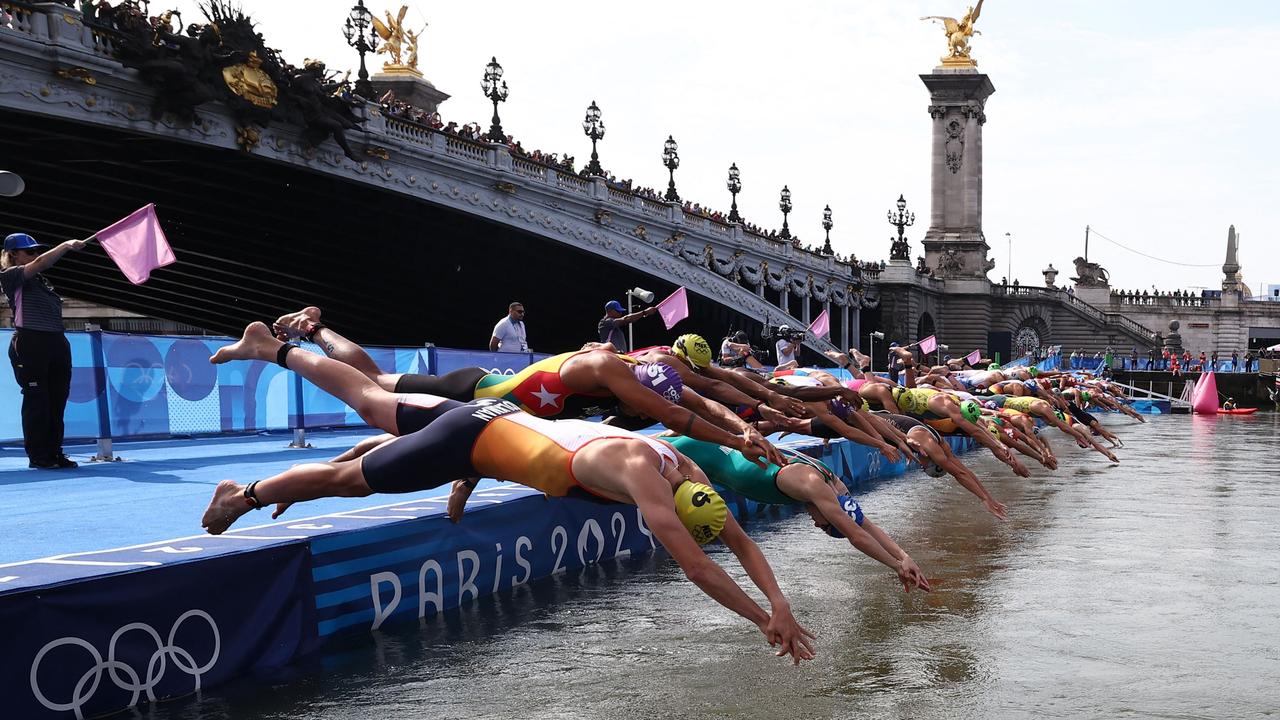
left=222, top=51, right=278, bottom=109
left=372, top=6, right=427, bottom=76
left=922, top=0, right=984, bottom=68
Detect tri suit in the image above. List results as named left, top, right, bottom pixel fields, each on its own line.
left=391, top=350, right=636, bottom=419
left=362, top=396, right=678, bottom=502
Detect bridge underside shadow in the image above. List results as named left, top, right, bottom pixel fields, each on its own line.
left=0, top=109, right=758, bottom=350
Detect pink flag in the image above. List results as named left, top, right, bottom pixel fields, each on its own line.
left=965, top=349, right=982, bottom=366
left=95, top=204, right=175, bottom=285
left=655, top=287, right=689, bottom=330
left=808, top=309, right=830, bottom=340
left=918, top=334, right=937, bottom=355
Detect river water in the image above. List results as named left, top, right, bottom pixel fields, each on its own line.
left=152, top=412, right=1280, bottom=719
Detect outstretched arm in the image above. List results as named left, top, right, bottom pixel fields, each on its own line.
left=716, top=516, right=817, bottom=664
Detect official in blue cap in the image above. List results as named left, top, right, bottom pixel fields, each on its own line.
left=1, top=231, right=89, bottom=469
left=598, top=298, right=657, bottom=352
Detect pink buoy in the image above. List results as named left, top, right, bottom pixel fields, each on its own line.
left=1192, top=371, right=1219, bottom=415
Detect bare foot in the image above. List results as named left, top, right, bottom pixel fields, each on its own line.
left=210, top=322, right=280, bottom=364
left=202, top=480, right=251, bottom=535
left=272, top=307, right=322, bottom=340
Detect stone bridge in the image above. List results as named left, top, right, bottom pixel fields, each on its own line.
left=0, top=2, right=867, bottom=352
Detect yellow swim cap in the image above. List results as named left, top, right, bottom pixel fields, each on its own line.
left=673, top=481, right=727, bottom=544
left=672, top=334, right=712, bottom=369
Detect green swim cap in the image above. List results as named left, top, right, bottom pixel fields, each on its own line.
left=1054, top=408, right=1067, bottom=421
left=961, top=400, right=982, bottom=422
left=1080, top=390, right=1092, bottom=403
left=988, top=363, right=1002, bottom=371
left=1028, top=367, right=1039, bottom=377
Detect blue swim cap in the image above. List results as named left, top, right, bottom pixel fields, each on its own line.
left=823, top=495, right=865, bottom=538
left=633, top=362, right=683, bottom=404
left=1023, top=380, right=1038, bottom=392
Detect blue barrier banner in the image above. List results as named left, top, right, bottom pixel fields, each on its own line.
left=435, top=348, right=549, bottom=377
left=1, top=544, right=316, bottom=720
left=310, top=487, right=656, bottom=637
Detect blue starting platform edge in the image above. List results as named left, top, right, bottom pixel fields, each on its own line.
left=0, top=430, right=971, bottom=720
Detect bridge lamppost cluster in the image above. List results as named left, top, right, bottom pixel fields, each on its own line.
left=778, top=186, right=793, bottom=240
left=582, top=100, right=605, bottom=176
left=822, top=205, right=833, bottom=255
left=342, top=0, right=378, bottom=99
left=662, top=135, right=680, bottom=202
left=726, top=163, right=742, bottom=223
left=481, top=57, right=509, bottom=143
left=888, top=193, right=915, bottom=261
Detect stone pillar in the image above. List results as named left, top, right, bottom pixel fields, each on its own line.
left=780, top=290, right=789, bottom=315
left=920, top=69, right=996, bottom=279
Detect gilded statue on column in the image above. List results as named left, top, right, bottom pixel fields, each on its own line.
left=371, top=5, right=427, bottom=75
left=922, top=0, right=985, bottom=68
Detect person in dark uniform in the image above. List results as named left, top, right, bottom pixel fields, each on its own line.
left=1, top=232, right=87, bottom=469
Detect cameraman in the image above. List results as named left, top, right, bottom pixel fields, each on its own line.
left=775, top=326, right=799, bottom=370
left=720, top=330, right=764, bottom=369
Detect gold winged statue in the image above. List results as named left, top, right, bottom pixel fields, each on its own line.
left=921, top=0, right=984, bottom=67
left=371, top=5, right=427, bottom=74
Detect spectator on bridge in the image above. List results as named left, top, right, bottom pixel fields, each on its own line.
left=1244, top=350, right=1255, bottom=372
left=489, top=301, right=529, bottom=353
left=597, top=299, right=656, bottom=353
left=1181, top=350, right=1191, bottom=369
left=1146, top=347, right=1155, bottom=370
left=1198, top=351, right=1207, bottom=372
left=1231, top=349, right=1239, bottom=372
left=1211, top=350, right=1219, bottom=371
left=1, top=232, right=87, bottom=469
left=1161, top=347, right=1170, bottom=370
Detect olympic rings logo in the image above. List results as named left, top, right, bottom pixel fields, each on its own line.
left=29, top=609, right=220, bottom=720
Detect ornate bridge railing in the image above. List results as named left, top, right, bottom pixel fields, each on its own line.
left=991, top=285, right=1158, bottom=342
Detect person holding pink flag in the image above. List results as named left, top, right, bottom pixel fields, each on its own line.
left=1, top=232, right=88, bottom=469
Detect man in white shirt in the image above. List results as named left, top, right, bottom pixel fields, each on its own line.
left=489, top=301, right=529, bottom=352
left=775, top=327, right=799, bottom=370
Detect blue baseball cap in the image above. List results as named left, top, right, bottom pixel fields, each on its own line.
left=3, top=233, right=45, bottom=252
left=604, top=300, right=625, bottom=313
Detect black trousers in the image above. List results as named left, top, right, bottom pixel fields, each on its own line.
left=8, top=329, right=71, bottom=463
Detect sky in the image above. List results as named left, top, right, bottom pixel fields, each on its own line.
left=163, top=0, right=1280, bottom=294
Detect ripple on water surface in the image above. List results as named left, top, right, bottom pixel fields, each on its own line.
left=147, top=413, right=1280, bottom=719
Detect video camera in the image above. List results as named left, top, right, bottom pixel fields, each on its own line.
left=762, top=324, right=805, bottom=344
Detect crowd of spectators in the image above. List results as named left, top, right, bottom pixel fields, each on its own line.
left=1112, top=288, right=1210, bottom=307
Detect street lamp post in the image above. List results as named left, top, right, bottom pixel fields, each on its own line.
left=625, top=286, right=654, bottom=351
left=342, top=0, right=378, bottom=99
left=888, top=194, right=915, bottom=261
left=582, top=100, right=605, bottom=176
left=869, top=331, right=885, bottom=373
left=662, top=135, right=680, bottom=202
left=1005, top=232, right=1012, bottom=286
left=481, top=56, right=509, bottom=143
left=778, top=186, right=792, bottom=240
left=821, top=205, right=833, bottom=255
left=726, top=163, right=742, bottom=223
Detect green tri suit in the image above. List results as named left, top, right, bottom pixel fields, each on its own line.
left=667, top=436, right=840, bottom=505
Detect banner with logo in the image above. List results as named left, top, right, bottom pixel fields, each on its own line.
left=1, top=544, right=315, bottom=720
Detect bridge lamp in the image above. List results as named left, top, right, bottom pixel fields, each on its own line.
left=662, top=136, right=680, bottom=202
left=726, top=163, right=742, bottom=223
left=342, top=0, right=378, bottom=99
left=582, top=100, right=606, bottom=176
left=481, top=57, right=509, bottom=143
left=778, top=186, right=793, bottom=240
left=822, top=205, right=834, bottom=255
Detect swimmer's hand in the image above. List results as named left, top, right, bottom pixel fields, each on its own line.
left=766, top=393, right=806, bottom=418
left=762, top=605, right=817, bottom=665
left=742, top=429, right=785, bottom=467
left=447, top=479, right=477, bottom=523
left=875, top=442, right=902, bottom=464
left=757, top=404, right=806, bottom=431
left=897, top=557, right=931, bottom=593
left=271, top=501, right=293, bottom=520
left=983, top=497, right=1009, bottom=521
